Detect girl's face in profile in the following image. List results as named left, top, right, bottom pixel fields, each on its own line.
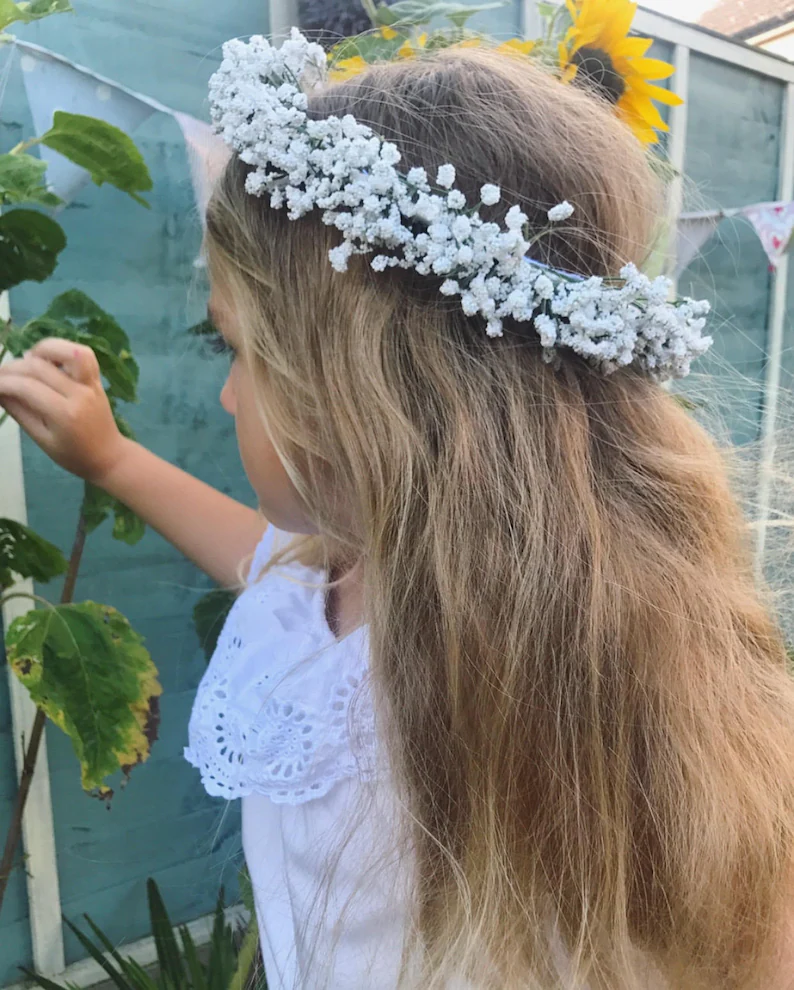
left=210, top=290, right=315, bottom=535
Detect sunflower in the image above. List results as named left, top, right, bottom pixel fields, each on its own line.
left=558, top=0, right=682, bottom=145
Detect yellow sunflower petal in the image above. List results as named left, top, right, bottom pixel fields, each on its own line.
left=612, top=36, right=654, bottom=58
left=631, top=81, right=683, bottom=106
left=497, top=38, right=536, bottom=56
left=328, top=56, right=368, bottom=81
left=416, top=32, right=428, bottom=48
left=561, top=63, right=579, bottom=84
left=619, top=105, right=660, bottom=143
left=619, top=89, right=668, bottom=132
left=628, top=56, right=676, bottom=81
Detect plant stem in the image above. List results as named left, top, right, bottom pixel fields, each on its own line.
left=360, top=0, right=379, bottom=27
left=0, top=411, right=8, bottom=431
left=0, top=508, right=88, bottom=917
left=8, top=136, right=41, bottom=156
left=0, top=712, right=46, bottom=910
left=60, top=511, right=87, bottom=605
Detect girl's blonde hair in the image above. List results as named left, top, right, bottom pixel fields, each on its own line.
left=206, top=49, right=794, bottom=989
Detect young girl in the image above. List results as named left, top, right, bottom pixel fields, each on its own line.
left=2, top=30, right=794, bottom=990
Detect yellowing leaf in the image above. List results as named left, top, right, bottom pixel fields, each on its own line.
left=7, top=602, right=162, bottom=797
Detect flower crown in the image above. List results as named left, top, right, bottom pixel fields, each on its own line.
left=209, top=29, right=712, bottom=381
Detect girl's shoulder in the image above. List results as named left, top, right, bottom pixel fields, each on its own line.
left=185, top=526, right=375, bottom=805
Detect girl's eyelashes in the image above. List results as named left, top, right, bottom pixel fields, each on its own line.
left=209, top=331, right=235, bottom=357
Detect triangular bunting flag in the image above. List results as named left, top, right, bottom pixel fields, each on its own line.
left=742, top=201, right=794, bottom=269
left=675, top=212, right=722, bottom=278
left=173, top=112, right=230, bottom=226
left=15, top=40, right=169, bottom=205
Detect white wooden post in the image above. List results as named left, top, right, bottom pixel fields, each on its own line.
left=0, top=291, right=65, bottom=977
left=755, top=82, right=794, bottom=574
left=269, top=0, right=299, bottom=40
left=521, top=0, right=545, bottom=39
left=667, top=44, right=690, bottom=293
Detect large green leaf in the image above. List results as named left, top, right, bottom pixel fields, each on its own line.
left=0, top=153, right=61, bottom=208
left=40, top=112, right=152, bottom=206
left=375, top=0, right=505, bottom=29
left=193, top=588, right=236, bottom=661
left=0, top=209, right=66, bottom=292
left=6, top=601, right=162, bottom=798
left=0, top=517, right=67, bottom=590
left=0, top=0, right=71, bottom=31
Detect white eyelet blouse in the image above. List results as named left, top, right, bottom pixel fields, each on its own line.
left=184, top=527, right=411, bottom=989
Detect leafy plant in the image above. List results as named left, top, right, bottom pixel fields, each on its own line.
left=22, top=876, right=264, bottom=990
left=0, top=0, right=160, bottom=921
left=193, top=588, right=237, bottom=661
left=0, top=0, right=72, bottom=37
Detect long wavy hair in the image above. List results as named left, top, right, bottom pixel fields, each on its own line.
left=206, top=48, right=794, bottom=989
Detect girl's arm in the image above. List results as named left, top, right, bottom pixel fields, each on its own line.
left=0, top=338, right=265, bottom=588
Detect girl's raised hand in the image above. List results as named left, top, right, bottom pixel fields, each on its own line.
left=0, top=338, right=126, bottom=484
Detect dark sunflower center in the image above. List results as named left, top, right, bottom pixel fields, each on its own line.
left=572, top=47, right=626, bottom=105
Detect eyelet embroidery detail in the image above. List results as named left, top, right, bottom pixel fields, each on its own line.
left=185, top=529, right=375, bottom=804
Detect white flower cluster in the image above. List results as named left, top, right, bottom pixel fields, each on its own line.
left=209, top=29, right=712, bottom=380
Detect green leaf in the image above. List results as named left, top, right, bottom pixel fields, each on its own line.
left=13, top=291, right=139, bottom=402
left=0, top=517, right=67, bottom=590
left=0, top=209, right=66, bottom=292
left=238, top=865, right=255, bottom=916
left=0, top=153, right=61, bottom=208
left=6, top=602, right=162, bottom=796
left=0, top=0, right=71, bottom=31
left=377, top=0, right=505, bottom=29
left=147, top=879, right=189, bottom=990
left=61, top=918, right=134, bottom=990
left=111, top=502, right=145, bottom=545
left=40, top=112, right=152, bottom=206
left=46, top=290, right=132, bottom=355
left=81, top=483, right=114, bottom=536
left=329, top=30, right=405, bottom=63
left=83, top=480, right=144, bottom=546
left=179, top=924, right=209, bottom=990
left=193, top=588, right=236, bottom=661
left=536, top=1, right=557, bottom=17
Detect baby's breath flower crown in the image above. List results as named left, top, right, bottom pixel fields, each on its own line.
left=209, top=29, right=712, bottom=380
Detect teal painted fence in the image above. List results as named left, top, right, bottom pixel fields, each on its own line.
left=2, top=1, right=794, bottom=984
left=0, top=0, right=266, bottom=982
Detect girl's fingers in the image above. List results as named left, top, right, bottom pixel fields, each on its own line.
left=0, top=396, right=55, bottom=448
left=13, top=354, right=79, bottom=398
left=29, top=338, right=99, bottom=385
left=0, top=372, right=69, bottom=427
